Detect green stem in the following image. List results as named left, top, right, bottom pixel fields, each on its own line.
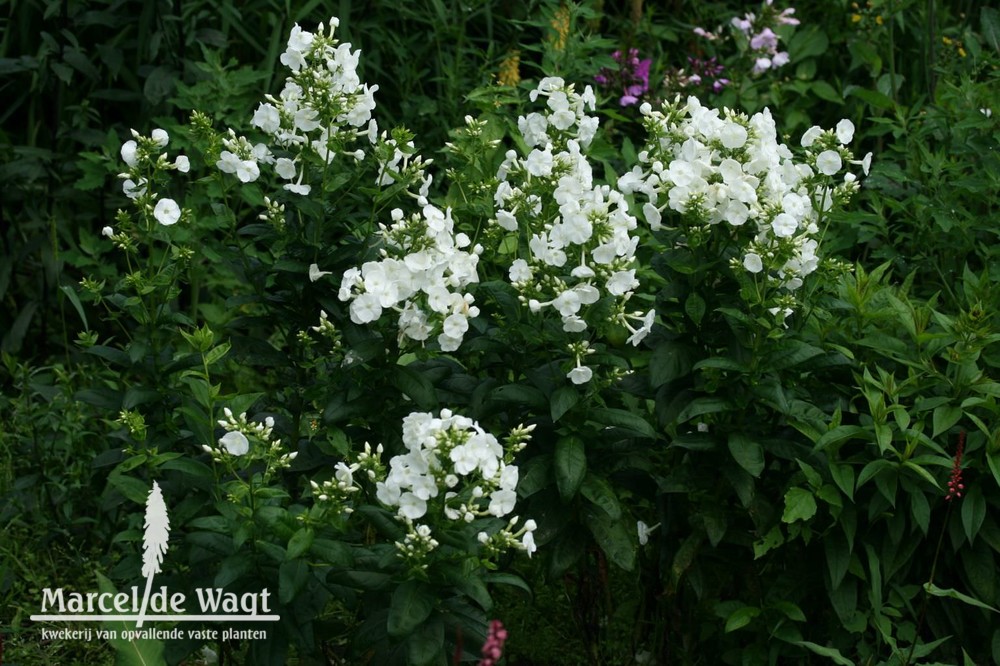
left=905, top=499, right=953, bottom=665
left=887, top=0, right=899, bottom=105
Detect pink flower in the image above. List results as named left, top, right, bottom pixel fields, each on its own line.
left=477, top=620, right=509, bottom=666
left=945, top=431, right=966, bottom=501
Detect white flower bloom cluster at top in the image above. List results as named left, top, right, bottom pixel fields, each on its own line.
left=115, top=128, right=190, bottom=233
left=202, top=407, right=298, bottom=469
left=374, top=411, right=537, bottom=558
left=243, top=17, right=380, bottom=194
left=338, top=205, right=482, bottom=351
left=494, top=77, right=655, bottom=366
left=621, top=96, right=870, bottom=299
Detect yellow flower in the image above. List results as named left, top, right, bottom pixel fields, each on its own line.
left=550, top=4, right=571, bottom=52
left=958, top=47, right=967, bottom=57
left=874, top=15, right=883, bottom=25
left=851, top=13, right=862, bottom=23
left=498, top=50, right=521, bottom=87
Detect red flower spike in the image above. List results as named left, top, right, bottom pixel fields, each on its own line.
left=945, top=431, right=965, bottom=502
left=477, top=620, right=508, bottom=666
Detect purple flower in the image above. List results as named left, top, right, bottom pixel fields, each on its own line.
left=750, top=27, right=778, bottom=51
left=778, top=8, right=800, bottom=25
left=595, top=48, right=653, bottom=107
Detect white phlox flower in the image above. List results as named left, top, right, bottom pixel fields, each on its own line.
left=338, top=204, right=481, bottom=351
left=153, top=198, right=181, bottom=226
left=626, top=97, right=868, bottom=309
left=495, top=78, right=642, bottom=341
left=375, top=410, right=535, bottom=563
left=242, top=18, right=382, bottom=192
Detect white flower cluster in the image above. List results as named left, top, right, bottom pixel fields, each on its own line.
left=374, top=410, right=537, bottom=557
left=247, top=18, right=379, bottom=195
left=338, top=204, right=482, bottom=351
left=310, top=442, right=385, bottom=516
left=215, top=129, right=274, bottom=184
left=202, top=408, right=297, bottom=469
left=621, top=96, right=869, bottom=307
left=494, top=77, right=654, bottom=360
left=115, top=128, right=189, bottom=230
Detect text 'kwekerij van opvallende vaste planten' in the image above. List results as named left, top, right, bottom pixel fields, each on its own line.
left=3, top=1, right=1000, bottom=664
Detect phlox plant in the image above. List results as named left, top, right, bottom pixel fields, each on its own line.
left=75, top=11, right=877, bottom=666
left=83, top=17, right=543, bottom=664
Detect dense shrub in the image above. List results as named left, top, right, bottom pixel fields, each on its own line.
left=3, top=2, right=1000, bottom=665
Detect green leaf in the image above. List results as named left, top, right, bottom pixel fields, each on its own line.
left=482, top=573, right=532, bottom=597
left=203, top=342, right=231, bottom=366
left=310, top=539, right=352, bottom=567
left=767, top=340, right=824, bottom=372
left=86, top=345, right=132, bottom=367
left=387, top=581, right=435, bottom=638
left=675, top=397, right=731, bottom=425
left=771, top=600, right=806, bottom=622
left=932, top=405, right=962, bottom=438
left=856, top=459, right=893, bottom=490
left=650, top=342, right=694, bottom=387
left=554, top=436, right=586, bottom=501
left=108, top=474, right=152, bottom=504
left=588, top=408, right=656, bottom=438
left=961, top=486, right=986, bottom=544
left=848, top=87, right=894, bottom=111
left=901, top=461, right=943, bottom=491
left=550, top=386, right=578, bottom=422
left=728, top=433, right=765, bottom=477
left=790, top=26, right=829, bottom=59
left=580, top=474, right=621, bottom=520
left=924, top=582, right=999, bottom=613
left=407, top=615, right=444, bottom=666
left=725, top=606, right=760, bottom=633
left=793, top=641, right=854, bottom=666
left=829, top=463, right=855, bottom=500
left=963, top=543, right=996, bottom=604
left=910, top=490, right=930, bottom=535
left=684, top=292, right=706, bottom=326
left=825, top=531, right=850, bottom=588
left=278, top=559, right=308, bottom=604
left=987, top=449, right=1000, bottom=490
left=811, top=80, right=843, bottom=104
left=982, top=7, right=1000, bottom=54
left=392, top=365, right=438, bottom=410
left=1, top=302, right=38, bottom=354
left=782, top=487, right=817, bottom=523
left=95, top=572, right=166, bottom=666
left=60, top=284, right=89, bottom=330
left=181, top=376, right=212, bottom=410
left=586, top=508, right=636, bottom=571
left=286, top=527, right=314, bottom=560
left=490, top=384, right=546, bottom=408
left=143, top=66, right=175, bottom=104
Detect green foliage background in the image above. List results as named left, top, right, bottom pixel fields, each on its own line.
left=3, top=1, right=1000, bottom=665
